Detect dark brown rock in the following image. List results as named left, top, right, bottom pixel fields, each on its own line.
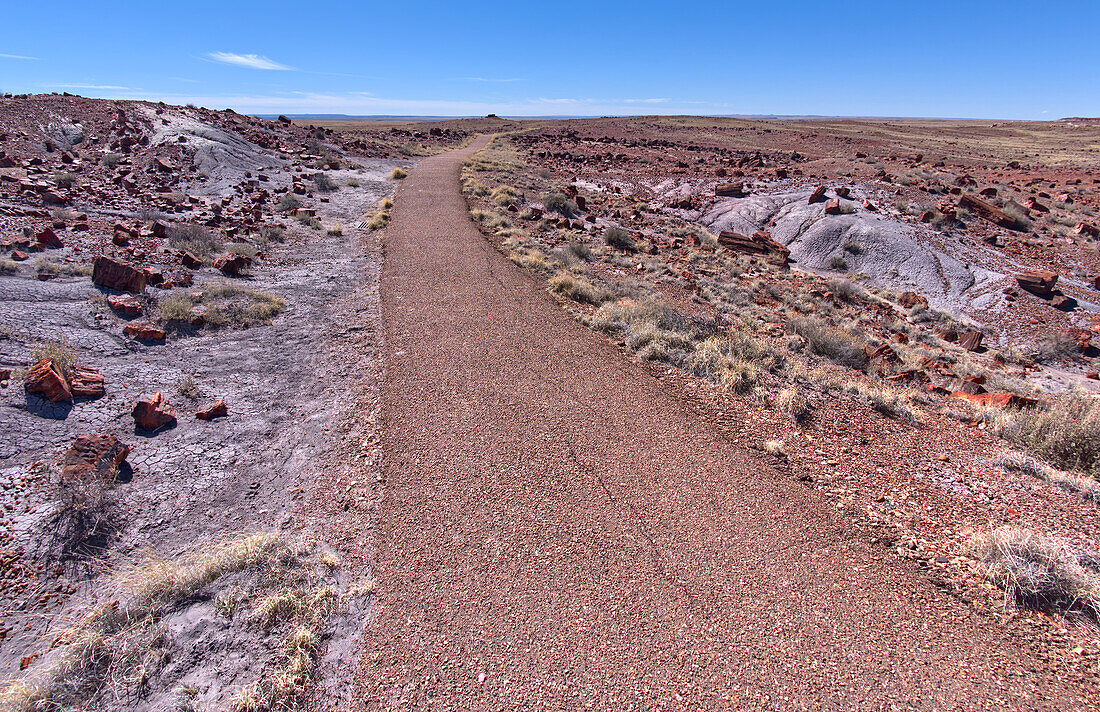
left=214, top=253, right=252, bottom=276
left=958, top=331, right=983, bottom=352
left=92, top=255, right=146, bottom=294
left=717, top=230, right=790, bottom=265
left=61, top=434, right=129, bottom=483
left=808, top=185, right=827, bottom=204
left=958, top=194, right=1019, bottom=229
left=898, top=291, right=928, bottom=310
left=36, top=227, right=63, bottom=248
left=715, top=182, right=745, bottom=197
left=1015, top=270, right=1058, bottom=296
left=824, top=199, right=842, bottom=215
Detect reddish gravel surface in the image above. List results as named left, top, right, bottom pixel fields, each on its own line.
left=361, top=135, right=1090, bottom=710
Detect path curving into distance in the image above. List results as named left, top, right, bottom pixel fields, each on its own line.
left=358, top=134, right=1081, bottom=709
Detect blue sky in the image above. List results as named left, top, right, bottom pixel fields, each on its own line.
left=1, top=0, right=1097, bottom=119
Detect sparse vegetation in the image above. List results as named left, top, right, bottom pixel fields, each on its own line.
left=548, top=271, right=612, bottom=305
left=989, top=395, right=1100, bottom=477
left=277, top=194, right=302, bottom=213
left=604, top=227, right=636, bottom=252
left=543, top=192, right=576, bottom=216
left=390, top=167, right=408, bottom=180
left=167, top=223, right=221, bottom=257
left=777, top=386, right=811, bottom=423
left=156, top=285, right=285, bottom=331
left=312, top=172, right=338, bottom=193
left=32, top=335, right=77, bottom=379
left=0, top=535, right=347, bottom=712
left=789, top=317, right=868, bottom=370
left=973, top=527, right=1100, bottom=623
left=994, top=451, right=1100, bottom=502
left=0, top=258, right=19, bottom=274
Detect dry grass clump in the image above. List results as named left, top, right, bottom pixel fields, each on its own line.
left=843, top=381, right=914, bottom=419
left=0, top=257, right=19, bottom=274
left=225, top=241, right=259, bottom=258
left=312, top=172, right=338, bottom=193
left=32, top=335, right=78, bottom=379
left=989, top=395, right=1100, bottom=476
left=973, top=527, right=1100, bottom=623
left=789, top=316, right=868, bottom=370
left=0, top=535, right=348, bottom=712
left=167, top=223, right=221, bottom=257
left=326, top=224, right=344, bottom=236
left=156, top=285, right=285, bottom=330
left=543, top=192, right=576, bottom=216
left=490, top=185, right=522, bottom=207
left=777, top=386, right=811, bottom=423
left=994, top=451, right=1100, bottom=502
left=604, top=227, right=636, bottom=252
left=367, top=210, right=390, bottom=230
left=548, top=271, right=612, bottom=305
left=390, top=167, right=408, bottom=180
left=764, top=439, right=787, bottom=457
left=277, top=194, right=302, bottom=214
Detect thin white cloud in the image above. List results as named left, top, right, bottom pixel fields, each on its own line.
left=459, top=77, right=526, bottom=83
left=50, top=83, right=137, bottom=91
left=206, top=52, right=292, bottom=71
left=623, top=98, right=670, bottom=104
left=0, top=53, right=39, bottom=60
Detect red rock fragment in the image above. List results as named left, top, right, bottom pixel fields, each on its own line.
left=36, top=227, right=63, bottom=248
left=61, top=434, right=129, bottom=483
left=949, top=391, right=1038, bottom=409
left=1076, top=222, right=1100, bottom=238
left=824, top=199, right=842, bottom=215
left=123, top=322, right=166, bottom=343
left=23, top=358, right=71, bottom=402
left=180, top=252, right=202, bottom=269
left=214, top=253, right=252, bottom=276
left=958, top=331, right=983, bottom=352
left=808, top=185, right=827, bottom=204
left=107, top=294, right=143, bottom=317
left=1015, top=270, right=1058, bottom=296
left=132, top=391, right=176, bottom=431
left=958, top=194, right=1019, bottom=229
left=195, top=400, right=228, bottom=420
left=92, top=255, right=146, bottom=294
left=68, top=364, right=105, bottom=398
left=716, top=230, right=790, bottom=266
left=715, top=182, right=745, bottom=197
left=898, top=291, right=928, bottom=310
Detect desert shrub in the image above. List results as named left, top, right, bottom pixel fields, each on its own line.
left=381, top=197, right=394, bottom=209
left=777, top=387, right=811, bottom=423
left=277, top=194, right=302, bottom=213
left=296, top=215, right=323, bottom=230
left=326, top=224, right=344, bottom=236
left=566, top=240, right=592, bottom=261
left=843, top=240, right=862, bottom=254
left=843, top=381, right=913, bottom=419
left=827, top=278, right=862, bottom=302
left=257, top=224, right=287, bottom=245
left=100, top=153, right=123, bottom=168
left=167, top=223, right=220, bottom=257
left=604, top=227, right=636, bottom=252
left=312, top=173, right=338, bottom=193
left=54, top=172, right=77, bottom=189
left=490, top=185, right=522, bottom=207
left=790, top=317, right=868, bottom=370
left=345, top=177, right=360, bottom=187
left=764, top=439, right=787, bottom=457
left=994, top=451, right=1100, bottom=502
left=367, top=211, right=389, bottom=230
left=0, top=258, right=19, bottom=274
left=390, top=167, right=408, bottom=180
left=156, top=291, right=195, bottom=323
left=35, top=256, right=60, bottom=277
left=543, top=192, right=576, bottom=216
left=974, top=527, right=1100, bottom=623
left=225, top=242, right=258, bottom=258
left=548, top=271, right=611, bottom=305
left=827, top=254, right=847, bottom=270
left=176, top=373, right=200, bottom=399
left=32, top=336, right=77, bottom=379
left=989, top=395, right=1100, bottom=476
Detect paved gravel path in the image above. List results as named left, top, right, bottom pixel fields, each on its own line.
left=361, top=135, right=1084, bottom=709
